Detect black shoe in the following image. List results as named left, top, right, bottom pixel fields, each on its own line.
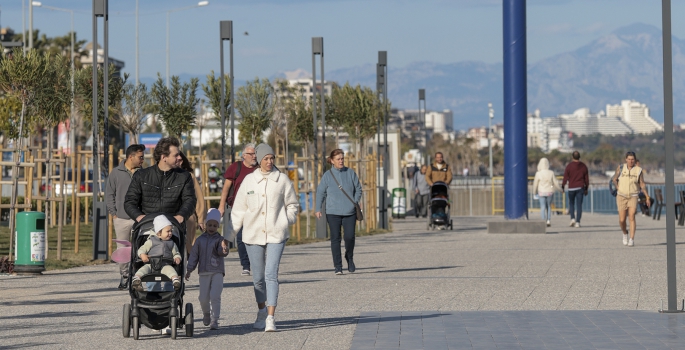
left=118, top=276, right=128, bottom=290
left=335, top=268, right=343, bottom=275
left=347, top=259, right=356, bottom=273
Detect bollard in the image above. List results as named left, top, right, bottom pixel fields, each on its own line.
left=14, top=212, right=46, bottom=275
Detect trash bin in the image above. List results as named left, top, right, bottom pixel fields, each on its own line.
left=392, top=188, right=407, bottom=219
left=14, top=212, right=46, bottom=274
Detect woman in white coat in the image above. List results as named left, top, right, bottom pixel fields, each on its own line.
left=231, top=143, right=299, bottom=332
left=532, top=157, right=562, bottom=226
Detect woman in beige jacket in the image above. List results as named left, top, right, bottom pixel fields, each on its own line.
left=179, top=152, right=206, bottom=255
left=532, top=158, right=562, bottom=226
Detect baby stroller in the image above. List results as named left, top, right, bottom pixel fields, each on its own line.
left=121, top=213, right=194, bottom=340
left=427, top=182, right=453, bottom=230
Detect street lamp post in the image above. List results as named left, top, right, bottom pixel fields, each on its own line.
left=312, top=37, right=328, bottom=239
left=29, top=0, right=33, bottom=49
left=166, top=1, right=209, bottom=87
left=488, top=102, right=494, bottom=178
left=219, top=20, right=234, bottom=171
left=377, top=51, right=388, bottom=230
left=418, top=89, right=426, bottom=165
left=32, top=1, right=75, bottom=156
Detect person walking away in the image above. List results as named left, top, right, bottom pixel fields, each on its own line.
left=562, top=151, right=589, bottom=228
left=315, top=149, right=364, bottom=275
left=412, top=165, right=430, bottom=218
left=131, top=215, right=182, bottom=291
left=612, top=152, right=650, bottom=247
left=219, top=143, right=258, bottom=276
left=532, top=158, right=562, bottom=227
left=124, top=137, right=197, bottom=228
left=425, top=152, right=453, bottom=186
left=106, top=144, right=145, bottom=290
left=185, top=208, right=229, bottom=330
left=230, top=143, right=299, bottom=332
left=178, top=151, right=206, bottom=255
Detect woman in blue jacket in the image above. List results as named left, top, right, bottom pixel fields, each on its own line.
left=315, top=149, right=363, bottom=275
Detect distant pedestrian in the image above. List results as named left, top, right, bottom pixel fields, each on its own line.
left=231, top=143, right=299, bottom=332
left=106, top=144, right=145, bottom=290
left=612, top=151, right=650, bottom=247
left=177, top=151, right=206, bottom=255
left=425, top=152, right=452, bottom=186
left=315, top=149, right=363, bottom=275
left=185, top=208, right=230, bottom=330
left=562, top=151, right=589, bottom=228
left=533, top=158, right=563, bottom=227
left=412, top=165, right=430, bottom=218
left=219, top=143, right=258, bottom=277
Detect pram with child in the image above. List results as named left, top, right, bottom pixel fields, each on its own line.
left=427, top=181, right=453, bottom=230
left=121, top=213, right=194, bottom=340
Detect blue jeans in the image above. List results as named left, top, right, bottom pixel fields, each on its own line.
left=567, top=189, right=584, bottom=223
left=326, top=214, right=356, bottom=269
left=245, top=241, right=286, bottom=307
left=236, top=228, right=250, bottom=270
left=539, top=195, right=554, bottom=221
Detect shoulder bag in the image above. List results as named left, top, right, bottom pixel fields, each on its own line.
left=329, top=170, right=364, bottom=221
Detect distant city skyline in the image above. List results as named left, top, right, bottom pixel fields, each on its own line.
left=1, top=0, right=680, bottom=82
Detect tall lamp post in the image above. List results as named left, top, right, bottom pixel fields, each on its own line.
left=488, top=102, right=494, bottom=178
left=219, top=20, right=234, bottom=170
left=312, top=37, right=327, bottom=239
left=33, top=1, right=76, bottom=156
left=92, top=0, right=109, bottom=260
left=166, top=1, right=209, bottom=87
left=377, top=51, right=388, bottom=230
left=418, top=89, right=426, bottom=165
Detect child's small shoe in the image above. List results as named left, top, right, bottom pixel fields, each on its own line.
left=203, top=313, right=211, bottom=326
left=172, top=277, right=181, bottom=290
left=131, top=276, right=142, bottom=291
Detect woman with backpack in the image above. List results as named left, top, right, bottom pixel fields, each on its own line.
left=532, top=158, right=563, bottom=227
left=611, top=151, right=650, bottom=247
left=315, top=149, right=363, bottom=275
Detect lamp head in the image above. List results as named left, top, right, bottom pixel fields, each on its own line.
left=198, top=1, right=209, bottom=6
left=32, top=1, right=42, bottom=6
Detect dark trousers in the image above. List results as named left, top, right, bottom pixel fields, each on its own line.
left=415, top=193, right=429, bottom=217
left=327, top=214, right=356, bottom=269
left=568, top=189, right=584, bottom=222
left=237, top=228, right=250, bottom=270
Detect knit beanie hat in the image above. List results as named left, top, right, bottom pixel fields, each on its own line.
left=153, top=215, right=173, bottom=234
left=206, top=208, right=221, bottom=224
left=255, top=143, right=275, bottom=164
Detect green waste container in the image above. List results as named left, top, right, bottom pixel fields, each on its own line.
left=14, top=212, right=46, bottom=274
left=392, top=188, right=407, bottom=219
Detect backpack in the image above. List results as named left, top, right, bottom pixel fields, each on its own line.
left=609, top=165, right=624, bottom=197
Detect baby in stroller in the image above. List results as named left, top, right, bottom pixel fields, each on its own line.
left=131, top=215, right=182, bottom=291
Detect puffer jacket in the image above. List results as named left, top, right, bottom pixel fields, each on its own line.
left=186, top=232, right=229, bottom=276
left=124, top=165, right=197, bottom=221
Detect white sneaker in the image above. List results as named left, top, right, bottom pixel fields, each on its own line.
left=570, top=219, right=576, bottom=227
left=253, top=308, right=267, bottom=329
left=628, top=239, right=634, bottom=247
left=574, top=222, right=580, bottom=228
left=546, top=220, right=551, bottom=227
left=623, top=234, right=629, bottom=246
left=161, top=327, right=171, bottom=335
left=265, top=315, right=277, bottom=332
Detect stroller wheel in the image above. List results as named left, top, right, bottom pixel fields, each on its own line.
left=170, top=317, right=177, bottom=339
left=185, top=304, right=194, bottom=337
left=132, top=316, right=139, bottom=340
left=122, top=304, right=131, bottom=338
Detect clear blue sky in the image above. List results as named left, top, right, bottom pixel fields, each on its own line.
left=0, top=0, right=678, bottom=81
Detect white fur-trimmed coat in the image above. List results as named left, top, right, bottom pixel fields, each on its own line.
left=231, top=170, right=299, bottom=245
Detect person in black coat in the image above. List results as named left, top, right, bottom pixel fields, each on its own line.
left=124, top=137, right=197, bottom=225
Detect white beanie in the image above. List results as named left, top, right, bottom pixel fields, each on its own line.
left=153, top=215, right=173, bottom=234
left=206, top=208, right=221, bottom=224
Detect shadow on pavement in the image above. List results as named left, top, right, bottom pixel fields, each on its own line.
left=0, top=299, right=89, bottom=307
left=3, top=311, right=101, bottom=321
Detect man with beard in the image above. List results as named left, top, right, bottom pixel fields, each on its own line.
left=425, top=152, right=453, bottom=186
left=219, top=143, right=258, bottom=276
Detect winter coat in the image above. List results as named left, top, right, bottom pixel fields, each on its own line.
left=315, top=167, right=363, bottom=216
left=138, top=235, right=181, bottom=261
left=124, top=165, right=197, bottom=221
left=425, top=162, right=452, bottom=185
left=532, top=158, right=563, bottom=196
left=231, top=170, right=299, bottom=245
left=186, top=232, right=229, bottom=276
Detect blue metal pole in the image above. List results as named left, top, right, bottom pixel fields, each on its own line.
left=503, top=0, right=528, bottom=219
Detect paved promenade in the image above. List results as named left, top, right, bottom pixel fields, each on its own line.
left=3, top=213, right=685, bottom=349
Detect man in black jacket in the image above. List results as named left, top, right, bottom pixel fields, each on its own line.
left=124, top=137, right=197, bottom=226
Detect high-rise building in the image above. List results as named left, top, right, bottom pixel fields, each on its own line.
left=605, top=100, right=662, bottom=134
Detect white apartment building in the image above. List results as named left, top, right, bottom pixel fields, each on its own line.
left=276, top=79, right=336, bottom=100
left=425, top=110, right=454, bottom=134
left=606, top=100, right=663, bottom=134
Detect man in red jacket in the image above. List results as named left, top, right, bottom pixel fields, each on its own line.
left=562, top=151, right=589, bottom=228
